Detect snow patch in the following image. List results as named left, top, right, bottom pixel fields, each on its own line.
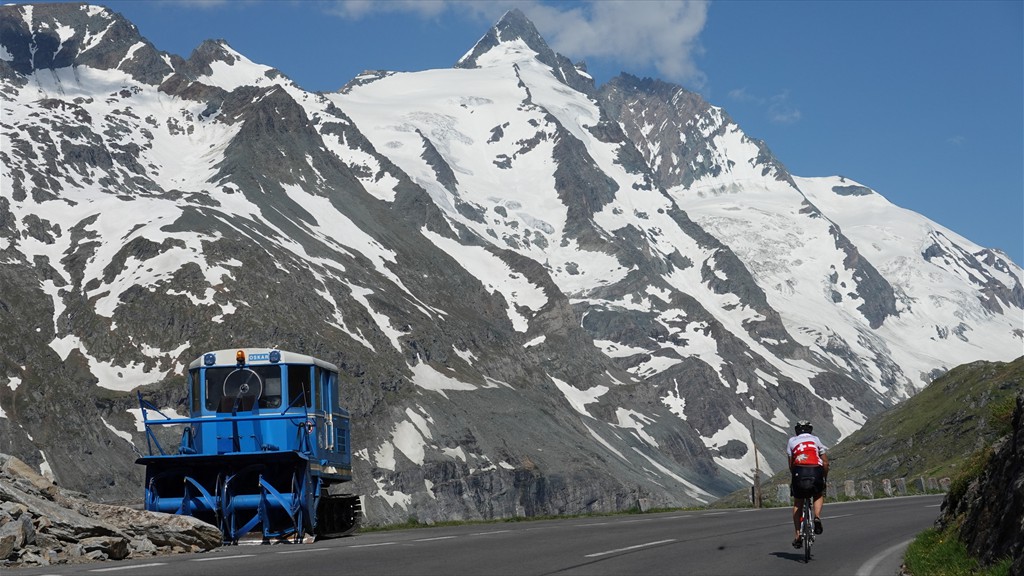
left=551, top=377, right=607, bottom=417
left=410, top=360, right=477, bottom=398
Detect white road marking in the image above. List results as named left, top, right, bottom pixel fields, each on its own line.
left=585, top=539, right=676, bottom=558
left=90, top=564, right=166, bottom=572
left=192, top=554, right=255, bottom=562
left=414, top=536, right=458, bottom=542
left=471, top=530, right=511, bottom=536
left=277, top=547, right=330, bottom=554
left=822, top=513, right=854, bottom=520
left=855, top=538, right=915, bottom=576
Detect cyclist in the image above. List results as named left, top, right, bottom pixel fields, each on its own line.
left=788, top=420, right=829, bottom=548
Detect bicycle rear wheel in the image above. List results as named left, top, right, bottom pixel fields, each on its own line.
left=802, top=500, right=813, bottom=562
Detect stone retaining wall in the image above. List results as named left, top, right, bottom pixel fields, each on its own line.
left=764, top=475, right=950, bottom=506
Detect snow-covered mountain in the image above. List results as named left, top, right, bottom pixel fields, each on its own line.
left=1, top=4, right=1020, bottom=523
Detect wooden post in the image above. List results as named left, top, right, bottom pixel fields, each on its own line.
left=751, top=418, right=762, bottom=508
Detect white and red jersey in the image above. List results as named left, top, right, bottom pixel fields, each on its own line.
left=787, top=433, right=827, bottom=467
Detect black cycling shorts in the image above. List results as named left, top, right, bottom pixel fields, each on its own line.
left=790, top=465, right=825, bottom=499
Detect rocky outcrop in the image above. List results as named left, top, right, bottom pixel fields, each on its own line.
left=0, top=454, right=221, bottom=568
left=936, top=392, right=1024, bottom=574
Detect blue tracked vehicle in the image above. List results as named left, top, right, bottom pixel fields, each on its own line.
left=136, top=348, right=361, bottom=544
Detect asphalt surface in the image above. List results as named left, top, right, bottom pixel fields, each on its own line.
left=11, top=494, right=944, bottom=575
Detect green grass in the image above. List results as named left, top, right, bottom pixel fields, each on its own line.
left=945, top=445, right=993, bottom=514
left=904, top=528, right=1011, bottom=576
left=989, top=393, right=1017, bottom=438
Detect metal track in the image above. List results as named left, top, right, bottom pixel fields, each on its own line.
left=315, top=494, right=362, bottom=540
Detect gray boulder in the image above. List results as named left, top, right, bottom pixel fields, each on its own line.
left=0, top=453, right=221, bottom=568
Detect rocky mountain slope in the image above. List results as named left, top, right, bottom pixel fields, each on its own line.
left=1, top=3, right=1021, bottom=526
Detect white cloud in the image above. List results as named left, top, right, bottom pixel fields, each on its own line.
left=727, top=87, right=757, bottom=103
left=157, top=0, right=234, bottom=8
left=728, top=87, right=802, bottom=125
left=767, top=90, right=801, bottom=124
left=525, top=0, right=708, bottom=86
left=330, top=0, right=709, bottom=86
left=330, top=0, right=453, bottom=19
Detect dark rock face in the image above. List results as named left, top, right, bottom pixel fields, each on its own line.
left=832, top=184, right=873, bottom=196
left=828, top=226, right=899, bottom=330
left=937, top=392, right=1024, bottom=574
left=599, top=73, right=792, bottom=191
left=0, top=3, right=173, bottom=83
left=0, top=454, right=221, bottom=568
left=923, top=233, right=1024, bottom=314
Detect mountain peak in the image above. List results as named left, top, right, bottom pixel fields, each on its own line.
left=455, top=8, right=594, bottom=95
left=455, top=9, right=548, bottom=69
left=492, top=8, right=546, bottom=47
left=161, top=38, right=288, bottom=95
left=186, top=39, right=245, bottom=71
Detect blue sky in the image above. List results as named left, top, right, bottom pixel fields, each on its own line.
left=36, top=0, right=1024, bottom=265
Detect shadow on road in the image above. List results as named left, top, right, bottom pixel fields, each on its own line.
left=769, top=550, right=810, bottom=563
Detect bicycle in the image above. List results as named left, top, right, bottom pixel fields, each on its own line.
left=798, top=495, right=815, bottom=562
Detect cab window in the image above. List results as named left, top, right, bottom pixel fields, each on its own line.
left=189, top=368, right=201, bottom=414
left=314, top=367, right=323, bottom=411
left=204, top=365, right=282, bottom=411
left=288, top=366, right=312, bottom=408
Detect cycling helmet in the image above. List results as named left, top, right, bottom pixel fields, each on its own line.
left=795, top=420, right=813, bottom=434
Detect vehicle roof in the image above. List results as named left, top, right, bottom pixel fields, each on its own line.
left=188, top=348, right=339, bottom=372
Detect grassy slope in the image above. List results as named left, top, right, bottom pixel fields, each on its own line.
left=826, top=356, right=1022, bottom=483
left=713, top=356, right=1023, bottom=507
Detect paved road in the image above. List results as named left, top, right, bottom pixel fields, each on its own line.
left=13, top=494, right=943, bottom=575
